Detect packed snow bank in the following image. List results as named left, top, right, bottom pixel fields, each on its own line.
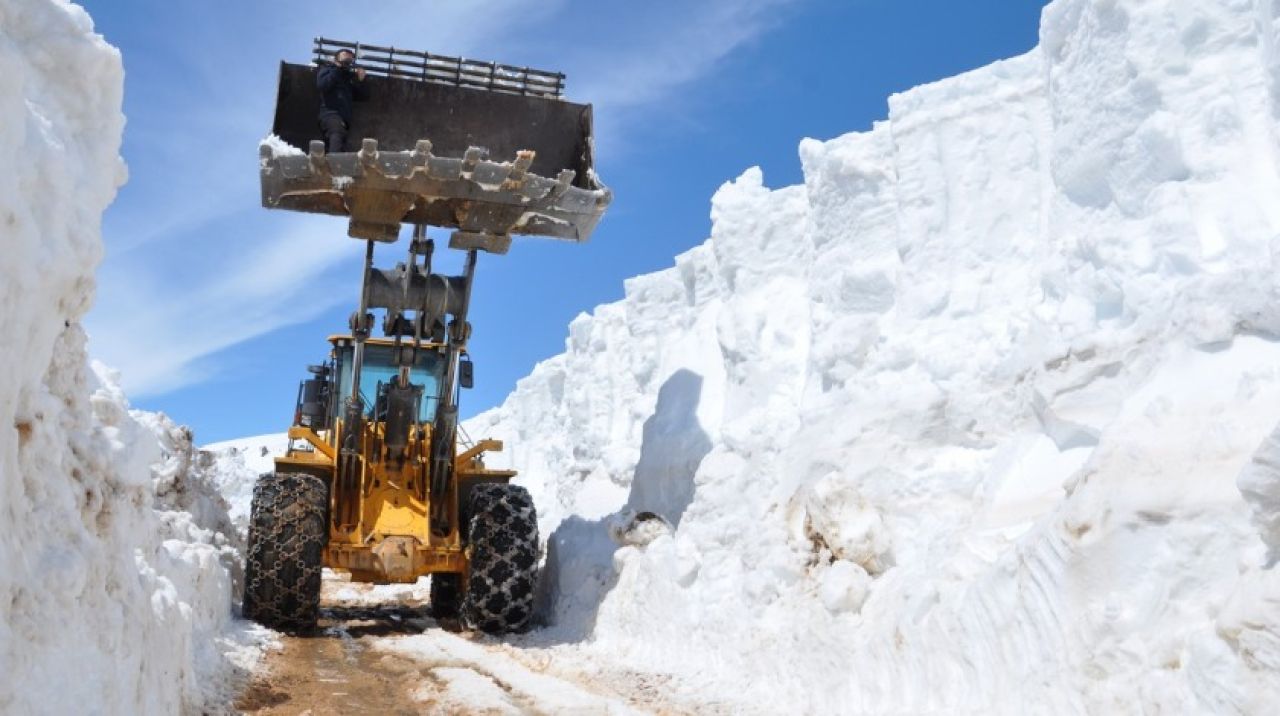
left=462, top=0, right=1280, bottom=711
left=202, top=432, right=290, bottom=529
left=0, top=2, right=263, bottom=713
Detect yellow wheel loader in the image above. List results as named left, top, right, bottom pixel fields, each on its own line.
left=242, top=38, right=610, bottom=633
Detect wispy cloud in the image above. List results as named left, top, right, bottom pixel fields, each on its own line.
left=90, top=215, right=363, bottom=396
left=520, top=0, right=803, bottom=152
left=571, top=0, right=797, bottom=109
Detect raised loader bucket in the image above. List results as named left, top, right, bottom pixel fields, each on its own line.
left=259, top=38, right=611, bottom=251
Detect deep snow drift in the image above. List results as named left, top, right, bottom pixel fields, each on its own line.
left=450, top=0, right=1280, bottom=712
left=0, top=2, right=258, bottom=713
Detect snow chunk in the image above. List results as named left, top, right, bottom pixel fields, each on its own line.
left=818, top=560, right=872, bottom=614
left=791, top=472, right=893, bottom=576
left=259, top=133, right=304, bottom=158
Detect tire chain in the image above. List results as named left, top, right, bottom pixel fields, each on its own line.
left=242, top=472, right=328, bottom=633
left=462, top=483, right=540, bottom=633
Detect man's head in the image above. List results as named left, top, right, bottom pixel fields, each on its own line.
left=334, top=49, right=355, bottom=67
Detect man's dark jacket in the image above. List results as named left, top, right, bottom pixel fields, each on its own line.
left=316, top=62, right=369, bottom=124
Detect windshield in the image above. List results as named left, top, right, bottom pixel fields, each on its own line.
left=335, top=344, right=446, bottom=422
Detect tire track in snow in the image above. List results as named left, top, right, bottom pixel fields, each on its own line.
left=374, top=630, right=656, bottom=715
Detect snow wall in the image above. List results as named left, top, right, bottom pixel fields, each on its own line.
left=465, top=0, right=1280, bottom=712
left=0, top=2, right=252, bottom=712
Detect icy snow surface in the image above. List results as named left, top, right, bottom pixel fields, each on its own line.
left=447, top=0, right=1280, bottom=712
left=0, top=2, right=264, bottom=713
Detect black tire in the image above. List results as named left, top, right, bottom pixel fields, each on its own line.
left=462, top=483, right=540, bottom=633
left=429, top=573, right=461, bottom=620
left=242, top=472, right=328, bottom=632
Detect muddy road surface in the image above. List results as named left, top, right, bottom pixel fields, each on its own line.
left=234, top=573, right=675, bottom=715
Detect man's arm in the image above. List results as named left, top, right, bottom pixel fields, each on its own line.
left=352, top=68, right=370, bottom=101
left=316, top=64, right=338, bottom=91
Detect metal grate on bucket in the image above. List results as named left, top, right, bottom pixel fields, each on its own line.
left=313, top=37, right=565, bottom=100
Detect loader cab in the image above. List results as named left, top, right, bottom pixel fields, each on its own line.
left=330, top=337, right=447, bottom=424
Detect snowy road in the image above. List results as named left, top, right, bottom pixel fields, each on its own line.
left=235, top=574, right=679, bottom=715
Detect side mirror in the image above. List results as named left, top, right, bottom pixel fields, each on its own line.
left=459, top=356, right=474, bottom=389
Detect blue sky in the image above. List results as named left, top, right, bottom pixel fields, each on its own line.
left=79, top=0, right=1049, bottom=444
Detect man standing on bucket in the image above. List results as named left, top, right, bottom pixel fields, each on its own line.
left=317, top=48, right=368, bottom=153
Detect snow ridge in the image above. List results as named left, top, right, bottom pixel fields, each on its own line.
left=0, top=3, right=259, bottom=713
left=466, top=0, right=1280, bottom=712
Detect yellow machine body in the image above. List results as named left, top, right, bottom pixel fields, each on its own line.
left=274, top=335, right=515, bottom=584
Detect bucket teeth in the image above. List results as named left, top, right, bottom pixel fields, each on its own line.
left=548, top=169, right=576, bottom=200
left=308, top=141, right=330, bottom=175
left=512, top=150, right=535, bottom=175
left=462, top=146, right=487, bottom=173
left=502, top=150, right=537, bottom=191
left=359, top=138, right=379, bottom=167
left=261, top=140, right=610, bottom=249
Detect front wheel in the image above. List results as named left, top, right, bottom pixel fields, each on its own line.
left=242, top=472, right=328, bottom=632
left=462, top=483, right=540, bottom=633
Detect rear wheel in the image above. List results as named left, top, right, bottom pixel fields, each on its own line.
left=242, top=472, right=328, bottom=632
left=462, top=483, right=539, bottom=633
